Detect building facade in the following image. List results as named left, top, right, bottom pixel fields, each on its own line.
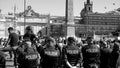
left=0, top=13, right=14, bottom=38
left=0, top=6, right=50, bottom=38
left=76, top=0, right=120, bottom=37
left=16, top=6, right=50, bottom=35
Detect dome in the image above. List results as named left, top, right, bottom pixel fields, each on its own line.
left=80, top=8, right=85, bottom=17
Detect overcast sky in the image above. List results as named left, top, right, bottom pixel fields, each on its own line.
left=0, top=0, right=120, bottom=16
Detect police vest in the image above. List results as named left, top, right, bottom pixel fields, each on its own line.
left=64, top=45, right=81, bottom=66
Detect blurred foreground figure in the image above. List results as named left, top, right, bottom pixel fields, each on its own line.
left=110, top=32, right=120, bottom=68
left=17, top=39, right=40, bottom=68
left=100, top=41, right=112, bottom=68
left=62, top=37, right=82, bottom=68
left=82, top=36, right=100, bottom=68
left=0, top=51, right=6, bottom=68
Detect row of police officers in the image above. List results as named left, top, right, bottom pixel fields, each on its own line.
left=0, top=26, right=120, bottom=68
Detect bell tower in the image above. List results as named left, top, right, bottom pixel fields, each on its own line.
left=84, top=0, right=93, bottom=13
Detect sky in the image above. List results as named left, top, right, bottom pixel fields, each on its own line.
left=0, top=0, right=120, bottom=16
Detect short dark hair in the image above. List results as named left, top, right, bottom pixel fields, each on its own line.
left=25, top=26, right=32, bottom=30
left=86, top=36, right=93, bottom=41
left=68, top=37, right=75, bottom=43
left=8, top=27, right=14, bottom=31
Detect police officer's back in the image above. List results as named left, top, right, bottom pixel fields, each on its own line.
left=62, top=37, right=82, bottom=68
left=40, top=37, right=61, bottom=68
left=17, top=39, right=39, bottom=68
left=110, top=33, right=120, bottom=68
left=82, top=36, right=100, bottom=68
left=100, top=43, right=112, bottom=68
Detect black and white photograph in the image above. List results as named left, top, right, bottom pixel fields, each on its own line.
left=0, top=0, right=120, bottom=68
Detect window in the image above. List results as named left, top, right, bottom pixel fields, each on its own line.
left=89, top=7, right=91, bottom=11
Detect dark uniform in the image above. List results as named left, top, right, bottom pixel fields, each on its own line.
left=23, top=33, right=36, bottom=42
left=82, top=43, right=100, bottom=68
left=100, top=47, right=112, bottom=68
left=110, top=40, right=120, bottom=68
left=17, top=40, right=39, bottom=68
left=62, top=45, right=82, bottom=68
left=40, top=46, right=61, bottom=68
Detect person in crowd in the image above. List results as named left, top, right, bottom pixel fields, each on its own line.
left=39, top=37, right=61, bottom=68
left=82, top=36, right=100, bottom=68
left=17, top=39, right=40, bottom=68
left=23, top=26, right=36, bottom=43
left=62, top=37, right=82, bottom=68
left=17, top=30, right=22, bottom=41
left=5, top=27, right=19, bottom=68
left=109, top=32, right=120, bottom=68
left=37, top=31, right=43, bottom=39
left=100, top=41, right=112, bottom=68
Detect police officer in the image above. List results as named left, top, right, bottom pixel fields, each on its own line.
left=40, top=37, right=61, bottom=68
left=100, top=41, right=112, bottom=68
left=62, top=37, right=82, bottom=68
left=109, top=32, right=120, bottom=68
left=82, top=36, right=100, bottom=68
left=17, top=39, right=39, bottom=68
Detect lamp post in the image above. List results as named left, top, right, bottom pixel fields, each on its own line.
left=24, top=0, right=26, bottom=33
left=13, top=5, right=17, bottom=30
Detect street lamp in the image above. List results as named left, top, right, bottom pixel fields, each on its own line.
left=24, top=0, right=26, bottom=33
left=13, top=5, right=17, bottom=30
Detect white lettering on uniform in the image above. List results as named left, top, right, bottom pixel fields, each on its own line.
left=45, top=51, right=59, bottom=56
left=25, top=54, right=38, bottom=60
left=67, top=50, right=79, bottom=54
left=86, top=49, right=98, bottom=53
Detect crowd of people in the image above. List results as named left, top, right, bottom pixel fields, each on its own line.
left=0, top=26, right=120, bottom=68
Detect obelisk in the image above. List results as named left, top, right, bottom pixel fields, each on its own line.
left=65, top=0, right=75, bottom=37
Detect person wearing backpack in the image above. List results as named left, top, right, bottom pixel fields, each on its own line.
left=40, top=37, right=61, bottom=68
left=62, top=37, right=82, bottom=68
left=17, top=39, right=40, bottom=68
